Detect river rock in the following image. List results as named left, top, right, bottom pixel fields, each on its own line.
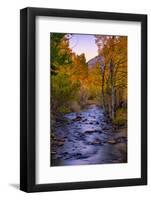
left=82, top=119, right=87, bottom=122
left=90, top=139, right=102, bottom=145
left=102, top=126, right=111, bottom=131
left=73, top=116, right=82, bottom=121
left=107, top=139, right=116, bottom=144
left=51, top=151, right=56, bottom=154
left=115, top=136, right=127, bottom=143
left=53, top=138, right=65, bottom=146
left=84, top=129, right=95, bottom=134
left=84, top=128, right=103, bottom=134
left=57, top=141, right=64, bottom=146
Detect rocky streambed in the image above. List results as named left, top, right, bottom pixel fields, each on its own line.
left=51, top=105, right=127, bottom=166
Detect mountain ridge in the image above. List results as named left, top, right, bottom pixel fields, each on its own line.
left=87, top=55, right=104, bottom=69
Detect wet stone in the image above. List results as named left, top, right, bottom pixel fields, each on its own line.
left=84, top=130, right=95, bottom=134
left=115, top=136, right=127, bottom=143
left=90, top=139, right=102, bottom=145
left=107, top=139, right=117, bottom=144
left=51, top=151, right=56, bottom=154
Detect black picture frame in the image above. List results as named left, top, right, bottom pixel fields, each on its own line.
left=20, top=7, right=147, bottom=192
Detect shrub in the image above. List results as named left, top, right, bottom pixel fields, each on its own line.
left=51, top=73, right=80, bottom=114
left=112, top=108, right=127, bottom=127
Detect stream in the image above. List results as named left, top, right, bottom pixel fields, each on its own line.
left=51, top=105, right=127, bottom=166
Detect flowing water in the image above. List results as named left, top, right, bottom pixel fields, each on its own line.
left=51, top=105, right=127, bottom=166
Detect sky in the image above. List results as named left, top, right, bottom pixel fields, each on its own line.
left=69, top=34, right=98, bottom=62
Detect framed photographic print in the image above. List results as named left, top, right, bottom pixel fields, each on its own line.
left=20, top=7, right=147, bottom=192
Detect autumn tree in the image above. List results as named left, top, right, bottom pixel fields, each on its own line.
left=95, top=35, right=127, bottom=122
left=51, top=33, right=89, bottom=116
